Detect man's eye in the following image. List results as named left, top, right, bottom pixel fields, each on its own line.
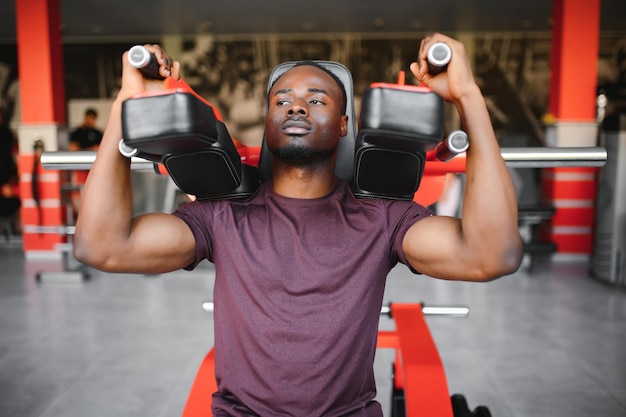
left=310, top=99, right=324, bottom=105
left=276, top=99, right=290, bottom=106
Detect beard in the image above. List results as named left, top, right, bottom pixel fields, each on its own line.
left=270, top=140, right=335, bottom=165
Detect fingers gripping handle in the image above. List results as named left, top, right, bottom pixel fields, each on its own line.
left=128, top=45, right=165, bottom=80
left=427, top=42, right=452, bottom=75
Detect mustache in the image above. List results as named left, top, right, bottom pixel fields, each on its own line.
left=282, top=115, right=312, bottom=128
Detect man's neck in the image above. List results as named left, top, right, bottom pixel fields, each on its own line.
left=271, top=165, right=337, bottom=199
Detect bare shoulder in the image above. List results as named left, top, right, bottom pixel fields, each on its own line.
left=74, top=211, right=197, bottom=273
left=403, top=215, right=461, bottom=250
left=401, top=215, right=464, bottom=277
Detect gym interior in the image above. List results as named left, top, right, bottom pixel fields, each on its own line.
left=1, top=1, right=625, bottom=416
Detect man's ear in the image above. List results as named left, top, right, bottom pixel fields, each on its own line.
left=340, top=115, right=349, bottom=137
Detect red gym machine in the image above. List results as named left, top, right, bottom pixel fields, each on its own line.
left=38, top=44, right=607, bottom=416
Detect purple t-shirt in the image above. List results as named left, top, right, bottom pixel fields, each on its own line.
left=174, top=179, right=431, bottom=417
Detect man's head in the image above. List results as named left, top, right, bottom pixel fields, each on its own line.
left=268, top=61, right=348, bottom=115
left=265, top=63, right=349, bottom=166
left=83, top=108, right=98, bottom=127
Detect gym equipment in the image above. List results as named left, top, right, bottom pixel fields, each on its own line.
left=40, top=145, right=607, bottom=211
left=127, top=45, right=164, bottom=80
left=427, top=42, right=452, bottom=75
left=40, top=55, right=607, bottom=416
left=192, top=301, right=485, bottom=417
left=196, top=301, right=479, bottom=417
left=29, top=225, right=89, bottom=284
left=40, top=146, right=607, bottom=172
left=119, top=77, right=260, bottom=200
left=352, top=82, right=445, bottom=200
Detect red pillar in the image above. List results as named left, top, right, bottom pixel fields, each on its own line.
left=542, top=0, right=601, bottom=259
left=548, top=0, right=600, bottom=121
left=15, top=0, right=67, bottom=257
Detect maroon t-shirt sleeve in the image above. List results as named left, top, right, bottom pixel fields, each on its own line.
left=388, top=201, right=433, bottom=273
left=172, top=200, right=215, bottom=270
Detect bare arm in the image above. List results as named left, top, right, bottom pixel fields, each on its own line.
left=73, top=45, right=196, bottom=273
left=403, top=34, right=523, bottom=281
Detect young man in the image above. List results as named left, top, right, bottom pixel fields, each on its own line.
left=68, top=108, right=105, bottom=215
left=74, top=33, right=522, bottom=416
left=69, top=108, right=103, bottom=151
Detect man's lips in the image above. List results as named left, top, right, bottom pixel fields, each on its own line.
left=281, top=119, right=312, bottom=135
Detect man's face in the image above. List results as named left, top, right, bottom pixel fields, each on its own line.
left=265, top=65, right=348, bottom=165
left=84, top=114, right=97, bottom=128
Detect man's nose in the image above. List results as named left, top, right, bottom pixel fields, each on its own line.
left=287, top=100, right=307, bottom=115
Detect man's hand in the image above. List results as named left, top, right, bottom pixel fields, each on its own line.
left=409, top=33, right=478, bottom=105
left=118, top=44, right=182, bottom=102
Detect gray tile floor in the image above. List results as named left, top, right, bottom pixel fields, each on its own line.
left=1, top=243, right=625, bottom=417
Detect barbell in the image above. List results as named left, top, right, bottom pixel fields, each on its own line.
left=200, top=301, right=470, bottom=317
left=40, top=146, right=607, bottom=171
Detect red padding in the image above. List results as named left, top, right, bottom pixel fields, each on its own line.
left=392, top=303, right=453, bottom=417
left=181, top=348, right=217, bottom=417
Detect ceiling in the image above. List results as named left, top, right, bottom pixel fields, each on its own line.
left=2, top=0, right=625, bottom=43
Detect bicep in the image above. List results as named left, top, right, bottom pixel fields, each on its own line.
left=401, top=215, right=474, bottom=280
left=113, top=213, right=197, bottom=273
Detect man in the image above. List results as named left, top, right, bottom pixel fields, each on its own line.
left=69, top=108, right=103, bottom=151
left=68, top=108, right=104, bottom=216
left=0, top=108, right=17, bottom=188
left=0, top=108, right=20, bottom=234
left=74, top=34, right=522, bottom=416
